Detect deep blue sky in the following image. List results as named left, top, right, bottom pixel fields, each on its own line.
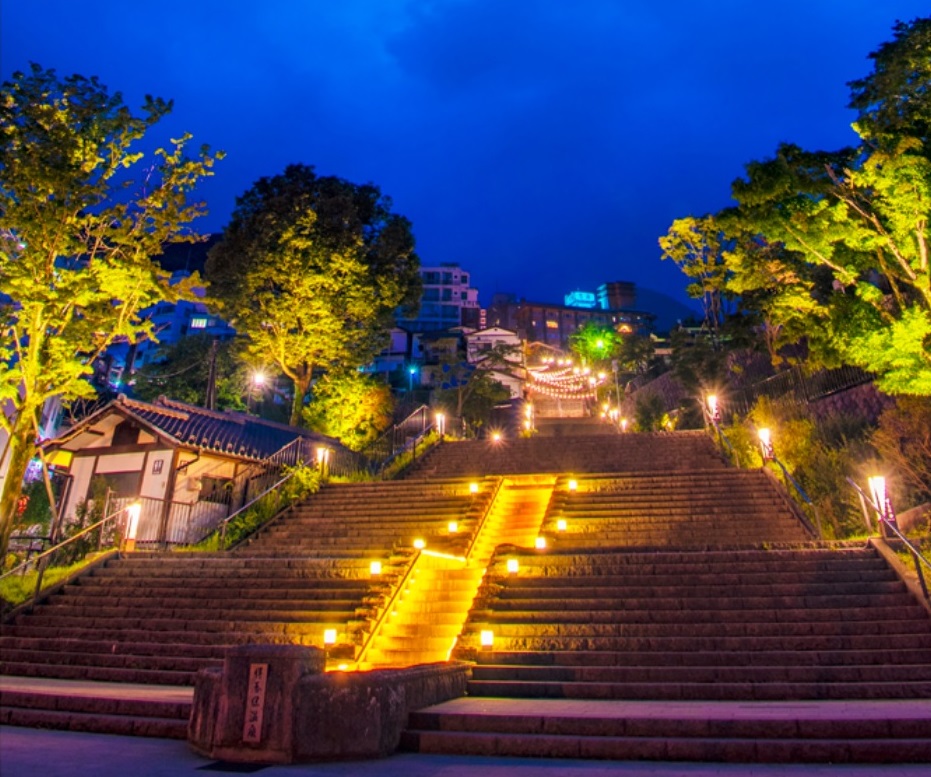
left=3, top=2, right=928, bottom=309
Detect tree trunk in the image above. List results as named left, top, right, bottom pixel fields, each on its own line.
left=289, top=372, right=312, bottom=428
left=0, top=423, right=36, bottom=564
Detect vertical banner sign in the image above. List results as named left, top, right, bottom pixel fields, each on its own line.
left=242, top=663, right=269, bottom=743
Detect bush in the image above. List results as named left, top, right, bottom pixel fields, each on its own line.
left=220, top=465, right=322, bottom=548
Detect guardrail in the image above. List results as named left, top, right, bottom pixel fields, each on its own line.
left=464, top=478, right=503, bottom=563
left=0, top=502, right=136, bottom=608
left=848, top=477, right=930, bottom=603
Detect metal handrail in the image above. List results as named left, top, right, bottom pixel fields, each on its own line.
left=464, top=478, right=503, bottom=563
left=354, top=549, right=422, bottom=666
left=764, top=457, right=822, bottom=538
left=0, top=503, right=131, bottom=583
left=216, top=470, right=298, bottom=546
left=847, top=477, right=931, bottom=602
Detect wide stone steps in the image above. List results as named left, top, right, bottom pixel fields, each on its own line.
left=0, top=647, right=221, bottom=675
left=0, top=661, right=196, bottom=686
left=465, top=633, right=931, bottom=653
left=477, top=604, right=924, bottom=624
left=32, top=604, right=361, bottom=621
left=405, top=433, right=726, bottom=478
left=470, top=663, right=931, bottom=685
left=400, top=698, right=931, bottom=763
left=1, top=624, right=321, bottom=647
left=465, top=678, right=931, bottom=701
left=0, top=682, right=191, bottom=739
left=480, top=647, right=931, bottom=667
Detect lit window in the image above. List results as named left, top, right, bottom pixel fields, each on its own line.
left=190, top=317, right=208, bottom=329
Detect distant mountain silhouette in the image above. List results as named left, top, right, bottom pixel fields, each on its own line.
left=635, top=287, right=702, bottom=334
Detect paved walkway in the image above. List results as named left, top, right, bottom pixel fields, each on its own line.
left=2, top=725, right=930, bottom=777
left=3, top=679, right=930, bottom=775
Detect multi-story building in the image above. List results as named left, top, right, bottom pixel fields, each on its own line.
left=487, top=283, right=655, bottom=351
left=401, top=263, right=480, bottom=332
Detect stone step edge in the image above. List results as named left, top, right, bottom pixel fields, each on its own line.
left=399, top=729, right=931, bottom=763
left=0, top=706, right=189, bottom=739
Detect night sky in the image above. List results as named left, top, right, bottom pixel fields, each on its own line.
left=3, top=2, right=928, bottom=311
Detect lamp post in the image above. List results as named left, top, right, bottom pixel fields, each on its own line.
left=408, top=365, right=417, bottom=395
left=249, top=371, right=266, bottom=414
left=758, top=428, right=774, bottom=462
left=868, top=475, right=897, bottom=536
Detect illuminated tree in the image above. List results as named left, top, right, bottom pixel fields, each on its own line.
left=302, top=371, right=393, bottom=452
left=658, top=216, right=733, bottom=338
left=569, top=322, right=620, bottom=367
left=660, top=17, right=931, bottom=395
left=131, top=334, right=245, bottom=411
left=0, top=65, right=220, bottom=560
left=205, top=165, right=421, bottom=425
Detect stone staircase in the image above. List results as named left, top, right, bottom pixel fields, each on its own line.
left=541, top=471, right=810, bottom=548
left=0, top=477, right=499, bottom=735
left=359, top=477, right=555, bottom=668
left=455, top=545, right=931, bottom=701
left=405, top=431, right=725, bottom=479
left=398, top=438, right=931, bottom=763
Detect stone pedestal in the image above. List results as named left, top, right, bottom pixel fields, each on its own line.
left=189, top=651, right=471, bottom=764
left=189, top=644, right=325, bottom=763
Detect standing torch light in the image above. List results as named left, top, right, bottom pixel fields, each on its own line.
left=556, top=518, right=567, bottom=533
left=469, top=482, right=479, bottom=495
left=506, top=558, right=519, bottom=574
left=706, top=394, right=721, bottom=424
left=448, top=521, right=458, bottom=534
left=480, top=629, right=494, bottom=649
left=316, top=447, right=331, bottom=478
left=868, top=476, right=897, bottom=533
left=323, top=628, right=337, bottom=663
left=123, top=501, right=142, bottom=552
left=369, top=560, right=382, bottom=577
left=758, top=428, right=775, bottom=462
left=435, top=412, right=446, bottom=439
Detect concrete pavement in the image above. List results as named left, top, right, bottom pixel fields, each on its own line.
left=2, top=726, right=930, bottom=777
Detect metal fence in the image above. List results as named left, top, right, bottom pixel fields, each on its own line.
left=730, top=364, right=873, bottom=415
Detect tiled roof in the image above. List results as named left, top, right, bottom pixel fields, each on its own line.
left=58, top=395, right=334, bottom=462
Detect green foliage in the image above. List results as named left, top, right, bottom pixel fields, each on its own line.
left=303, top=371, right=393, bottom=452
left=219, top=465, right=321, bottom=548
left=16, top=479, right=54, bottom=531
left=745, top=398, right=874, bottom=538
left=633, top=392, right=666, bottom=432
left=58, top=478, right=119, bottom=565
left=132, top=333, right=246, bottom=410
left=659, top=216, right=733, bottom=336
left=569, top=322, right=621, bottom=367
left=0, top=551, right=110, bottom=610
left=377, top=430, right=440, bottom=480
left=659, top=19, right=931, bottom=394
left=205, top=164, right=421, bottom=426
left=848, top=17, right=931, bottom=147
left=435, top=370, right=510, bottom=436
left=871, top=396, right=931, bottom=505
left=0, top=64, right=221, bottom=560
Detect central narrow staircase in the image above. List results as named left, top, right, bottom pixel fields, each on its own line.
left=359, top=477, right=556, bottom=668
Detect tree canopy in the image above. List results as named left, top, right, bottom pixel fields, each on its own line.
left=659, top=17, right=931, bottom=395
left=0, top=64, right=220, bottom=560
left=205, top=164, right=421, bottom=426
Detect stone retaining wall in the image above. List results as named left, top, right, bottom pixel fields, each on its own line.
left=189, top=644, right=471, bottom=764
